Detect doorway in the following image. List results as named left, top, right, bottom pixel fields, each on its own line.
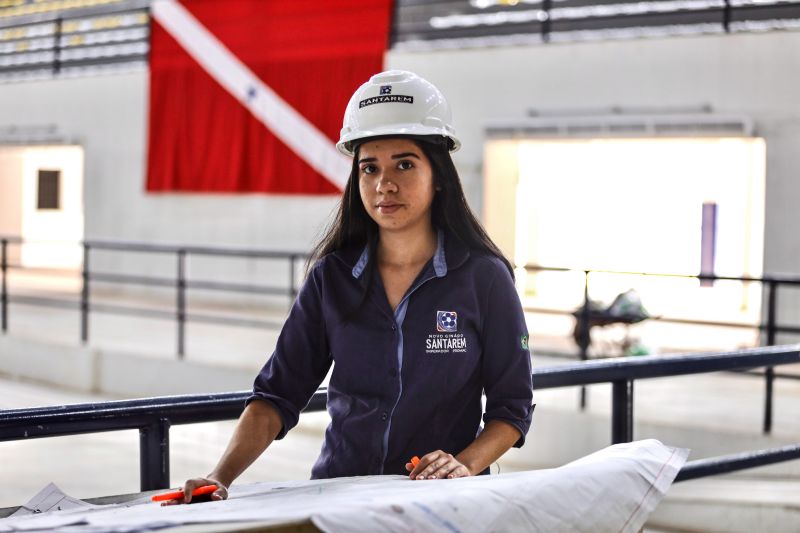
left=0, top=145, right=84, bottom=269
left=484, top=136, right=766, bottom=353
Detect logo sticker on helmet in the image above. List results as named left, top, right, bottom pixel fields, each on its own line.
left=358, top=95, right=414, bottom=109
left=379, top=85, right=392, bottom=95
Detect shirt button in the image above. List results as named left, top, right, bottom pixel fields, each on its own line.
left=381, top=412, right=388, bottom=421
left=391, top=324, right=397, bottom=331
left=390, top=369, right=398, bottom=378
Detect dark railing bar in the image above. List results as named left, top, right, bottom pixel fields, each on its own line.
left=88, top=302, right=175, bottom=321
left=85, top=272, right=294, bottom=296
left=1, top=238, right=7, bottom=332
left=2, top=346, right=799, bottom=492
left=0, top=390, right=253, bottom=419
left=523, top=264, right=800, bottom=286
left=8, top=294, right=80, bottom=310
left=579, top=270, right=590, bottom=409
left=84, top=240, right=307, bottom=260
left=2, top=264, right=82, bottom=277
left=176, top=250, right=186, bottom=358
left=53, top=16, right=61, bottom=75
left=80, top=243, right=90, bottom=344
left=533, top=346, right=800, bottom=389
left=3, top=346, right=796, bottom=438
left=186, top=312, right=284, bottom=330
left=675, top=443, right=800, bottom=482
left=0, top=390, right=327, bottom=440
left=611, top=379, right=633, bottom=444
left=733, top=368, right=800, bottom=381
left=139, top=418, right=170, bottom=490
left=186, top=279, right=291, bottom=296
left=90, top=271, right=177, bottom=288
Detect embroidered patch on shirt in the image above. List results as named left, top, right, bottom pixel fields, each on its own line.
left=427, top=311, right=466, bottom=354
left=436, top=311, right=457, bottom=332
left=520, top=334, right=529, bottom=350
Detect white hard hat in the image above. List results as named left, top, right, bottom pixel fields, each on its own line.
left=336, top=70, right=461, bottom=156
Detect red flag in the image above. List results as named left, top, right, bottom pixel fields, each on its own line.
left=146, top=0, right=392, bottom=194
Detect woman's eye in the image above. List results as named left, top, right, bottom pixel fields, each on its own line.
left=398, top=160, right=413, bottom=170
left=361, top=165, right=376, bottom=175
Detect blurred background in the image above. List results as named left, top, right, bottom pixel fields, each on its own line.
left=0, top=1, right=799, bottom=531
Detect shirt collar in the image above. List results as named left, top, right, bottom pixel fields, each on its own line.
left=351, top=229, right=448, bottom=279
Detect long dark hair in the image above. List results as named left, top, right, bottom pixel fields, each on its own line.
left=307, top=135, right=513, bottom=277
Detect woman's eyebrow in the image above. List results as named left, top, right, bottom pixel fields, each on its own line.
left=391, top=152, right=420, bottom=160
left=358, top=152, right=420, bottom=164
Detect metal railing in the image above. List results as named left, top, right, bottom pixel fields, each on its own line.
left=3, top=236, right=800, bottom=434
left=522, top=264, right=800, bottom=434
left=1, top=345, right=798, bottom=491
left=0, top=0, right=150, bottom=80
left=0, top=236, right=307, bottom=357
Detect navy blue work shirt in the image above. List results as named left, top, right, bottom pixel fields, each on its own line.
left=247, top=230, right=534, bottom=479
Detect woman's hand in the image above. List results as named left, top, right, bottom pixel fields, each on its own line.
left=160, top=477, right=228, bottom=505
left=405, top=450, right=472, bottom=480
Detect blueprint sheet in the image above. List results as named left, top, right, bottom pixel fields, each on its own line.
left=0, top=439, right=689, bottom=533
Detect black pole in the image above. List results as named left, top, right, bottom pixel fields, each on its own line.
left=579, top=270, right=590, bottom=409
left=80, top=243, right=90, bottom=344
left=542, top=0, right=552, bottom=43
left=289, top=254, right=297, bottom=301
left=53, top=17, right=62, bottom=75
left=611, top=379, right=634, bottom=444
left=1, top=239, right=7, bottom=333
left=177, top=250, right=186, bottom=358
left=722, top=0, right=731, bottom=33
left=139, top=418, right=171, bottom=491
left=763, top=280, right=777, bottom=434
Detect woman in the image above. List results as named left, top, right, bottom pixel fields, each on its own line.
left=176, top=70, right=533, bottom=503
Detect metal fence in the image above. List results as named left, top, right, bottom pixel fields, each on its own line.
left=0, top=0, right=150, bottom=81
left=0, top=345, right=798, bottom=492
left=523, top=263, right=800, bottom=433
left=3, top=235, right=800, bottom=434
left=0, top=236, right=306, bottom=357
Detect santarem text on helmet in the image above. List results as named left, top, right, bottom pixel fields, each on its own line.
left=359, top=95, right=414, bottom=109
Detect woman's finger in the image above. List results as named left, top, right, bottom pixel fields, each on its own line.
left=445, top=463, right=471, bottom=479
left=430, top=457, right=461, bottom=479
left=414, top=451, right=444, bottom=480
left=424, top=455, right=453, bottom=479
left=211, top=484, right=228, bottom=501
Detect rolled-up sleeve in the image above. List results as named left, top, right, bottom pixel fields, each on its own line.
left=246, top=262, right=332, bottom=439
left=480, top=261, right=534, bottom=447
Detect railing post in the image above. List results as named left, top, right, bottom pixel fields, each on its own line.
left=80, top=243, right=90, bottom=344
left=139, top=418, right=171, bottom=491
left=54, top=17, right=62, bottom=75
left=611, top=379, right=634, bottom=444
left=289, top=254, right=297, bottom=301
left=763, top=280, right=778, bottom=434
left=176, top=250, right=186, bottom=359
left=1, top=238, right=7, bottom=333
left=541, top=0, right=552, bottom=42
left=578, top=270, right=591, bottom=410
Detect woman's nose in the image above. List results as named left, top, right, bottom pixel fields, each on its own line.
left=376, top=173, right=398, bottom=193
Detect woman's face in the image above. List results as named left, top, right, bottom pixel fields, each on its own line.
left=357, top=138, right=435, bottom=234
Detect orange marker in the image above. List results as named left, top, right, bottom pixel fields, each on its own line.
left=410, top=456, right=420, bottom=469
left=151, top=484, right=218, bottom=502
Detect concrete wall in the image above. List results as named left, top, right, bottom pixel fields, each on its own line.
left=0, top=30, right=798, bottom=337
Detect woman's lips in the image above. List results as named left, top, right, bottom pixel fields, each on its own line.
left=377, top=204, right=401, bottom=214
